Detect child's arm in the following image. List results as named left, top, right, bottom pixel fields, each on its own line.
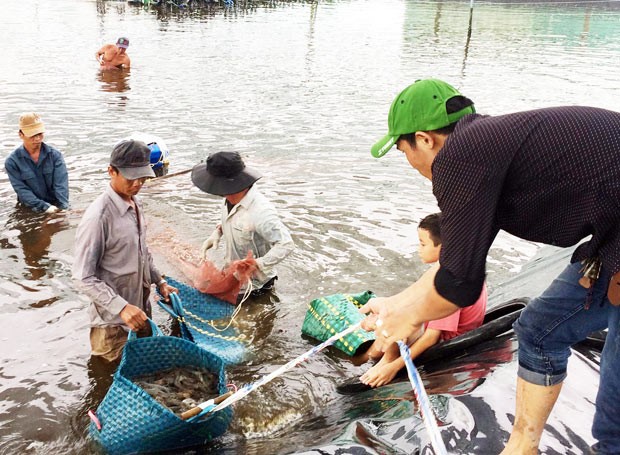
left=408, top=328, right=441, bottom=359
left=391, top=328, right=442, bottom=374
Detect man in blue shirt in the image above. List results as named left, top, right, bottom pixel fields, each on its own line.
left=5, top=113, right=69, bottom=213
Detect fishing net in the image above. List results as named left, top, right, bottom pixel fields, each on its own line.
left=181, top=251, right=257, bottom=304
left=89, top=321, right=232, bottom=455
left=301, top=291, right=377, bottom=356
left=157, top=277, right=247, bottom=364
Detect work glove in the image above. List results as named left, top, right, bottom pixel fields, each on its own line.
left=201, top=227, right=222, bottom=260
left=45, top=205, right=59, bottom=214
left=232, top=259, right=258, bottom=281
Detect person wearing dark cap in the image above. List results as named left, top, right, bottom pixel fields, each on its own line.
left=360, top=79, right=620, bottom=453
left=5, top=113, right=69, bottom=213
left=191, top=151, right=294, bottom=298
left=95, top=37, right=131, bottom=70
left=73, top=139, right=177, bottom=362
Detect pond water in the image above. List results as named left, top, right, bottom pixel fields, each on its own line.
left=1, top=0, right=619, bottom=453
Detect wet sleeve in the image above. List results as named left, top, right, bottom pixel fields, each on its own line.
left=4, top=155, right=49, bottom=212
left=253, top=209, right=295, bottom=271
left=148, top=251, right=163, bottom=285
left=146, top=243, right=163, bottom=286
left=52, top=149, right=69, bottom=209
left=138, top=203, right=162, bottom=284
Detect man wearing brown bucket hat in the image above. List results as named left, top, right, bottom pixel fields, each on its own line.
left=5, top=113, right=69, bottom=213
left=95, top=37, right=131, bottom=70
left=191, top=151, right=294, bottom=298
left=73, top=139, right=177, bottom=362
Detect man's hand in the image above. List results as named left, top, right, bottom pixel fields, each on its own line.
left=158, top=281, right=178, bottom=302
left=232, top=258, right=258, bottom=281
left=359, top=296, right=421, bottom=353
left=359, top=296, right=387, bottom=331
left=201, top=227, right=222, bottom=260
left=119, top=304, right=148, bottom=331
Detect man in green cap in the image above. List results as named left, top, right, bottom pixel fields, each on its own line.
left=361, top=78, right=620, bottom=454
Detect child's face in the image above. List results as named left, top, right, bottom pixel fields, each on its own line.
left=417, top=227, right=441, bottom=264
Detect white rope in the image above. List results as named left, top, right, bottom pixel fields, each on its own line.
left=207, top=322, right=362, bottom=414
left=398, top=341, right=448, bottom=455
left=208, top=279, right=253, bottom=332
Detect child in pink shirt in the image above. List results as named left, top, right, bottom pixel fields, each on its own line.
left=360, top=212, right=487, bottom=388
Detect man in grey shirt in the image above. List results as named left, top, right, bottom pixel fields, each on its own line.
left=73, top=139, right=177, bottom=362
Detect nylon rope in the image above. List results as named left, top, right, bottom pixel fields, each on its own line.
left=398, top=340, right=448, bottom=455
left=207, top=279, right=253, bottom=332
left=207, top=322, right=362, bottom=414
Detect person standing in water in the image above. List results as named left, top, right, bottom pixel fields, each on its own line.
left=73, top=139, right=177, bottom=362
left=191, top=151, right=295, bottom=299
left=95, top=37, right=131, bottom=70
left=5, top=113, right=69, bottom=213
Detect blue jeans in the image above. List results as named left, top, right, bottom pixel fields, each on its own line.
left=514, top=260, right=620, bottom=453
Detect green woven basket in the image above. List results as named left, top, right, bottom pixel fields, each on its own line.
left=301, top=291, right=376, bottom=356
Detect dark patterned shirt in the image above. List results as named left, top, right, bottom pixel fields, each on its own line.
left=432, top=106, right=620, bottom=307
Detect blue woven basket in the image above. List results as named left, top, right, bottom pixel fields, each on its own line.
left=158, top=277, right=247, bottom=364
left=89, top=321, right=233, bottom=454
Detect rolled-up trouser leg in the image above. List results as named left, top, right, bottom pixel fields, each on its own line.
left=514, top=261, right=616, bottom=449
left=514, top=261, right=610, bottom=385
left=90, top=326, right=128, bottom=362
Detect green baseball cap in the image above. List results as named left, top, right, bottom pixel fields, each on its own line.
left=371, top=79, right=475, bottom=158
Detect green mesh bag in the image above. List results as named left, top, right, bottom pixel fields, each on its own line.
left=301, top=291, right=376, bottom=356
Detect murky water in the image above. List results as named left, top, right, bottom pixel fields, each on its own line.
left=1, top=0, right=619, bottom=453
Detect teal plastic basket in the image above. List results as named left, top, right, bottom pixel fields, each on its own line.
left=301, top=291, right=376, bottom=356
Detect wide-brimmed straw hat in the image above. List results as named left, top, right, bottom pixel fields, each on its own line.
left=191, top=151, right=262, bottom=196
